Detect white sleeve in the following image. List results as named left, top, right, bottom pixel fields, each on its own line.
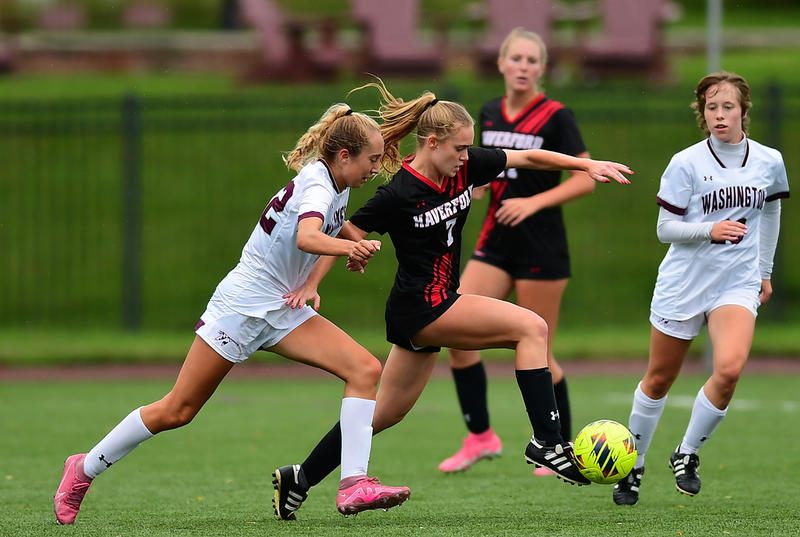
left=759, top=200, right=781, bottom=279
left=656, top=207, right=713, bottom=244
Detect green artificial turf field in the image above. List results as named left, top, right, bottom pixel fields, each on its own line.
left=2, top=371, right=798, bottom=536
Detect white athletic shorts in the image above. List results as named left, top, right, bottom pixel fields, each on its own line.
left=195, top=297, right=317, bottom=363
left=650, top=288, right=759, bottom=341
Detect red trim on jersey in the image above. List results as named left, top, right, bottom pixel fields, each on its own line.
left=515, top=100, right=564, bottom=134
left=449, top=162, right=468, bottom=197
left=424, top=252, right=453, bottom=308
left=474, top=181, right=507, bottom=252
left=298, top=211, right=324, bottom=222
left=402, top=155, right=448, bottom=193
left=501, top=93, right=545, bottom=124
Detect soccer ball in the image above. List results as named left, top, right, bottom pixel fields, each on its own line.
left=573, top=420, right=637, bottom=484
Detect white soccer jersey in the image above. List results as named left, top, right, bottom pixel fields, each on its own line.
left=209, top=159, right=350, bottom=320
left=651, top=137, right=789, bottom=320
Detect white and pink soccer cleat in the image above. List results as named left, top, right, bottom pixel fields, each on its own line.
left=54, top=453, right=93, bottom=524
left=336, top=475, right=410, bottom=516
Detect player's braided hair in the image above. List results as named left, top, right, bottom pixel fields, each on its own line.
left=691, top=71, right=751, bottom=137
left=351, top=78, right=474, bottom=173
left=283, top=104, right=380, bottom=172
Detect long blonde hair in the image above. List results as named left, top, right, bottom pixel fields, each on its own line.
left=283, top=104, right=381, bottom=172
left=351, top=79, right=474, bottom=173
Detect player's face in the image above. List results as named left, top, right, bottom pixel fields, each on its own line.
left=431, top=125, right=474, bottom=178
left=497, top=38, right=545, bottom=94
left=340, top=129, right=384, bottom=189
left=703, top=82, right=744, bottom=144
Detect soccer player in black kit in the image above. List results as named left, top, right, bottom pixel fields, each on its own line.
left=441, top=27, right=596, bottom=474
left=272, top=80, right=633, bottom=518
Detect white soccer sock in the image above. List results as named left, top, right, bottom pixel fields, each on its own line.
left=628, top=382, right=667, bottom=468
left=680, top=386, right=727, bottom=454
left=339, top=397, right=376, bottom=481
left=83, top=407, right=155, bottom=478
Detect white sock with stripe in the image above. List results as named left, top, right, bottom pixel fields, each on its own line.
left=628, top=382, right=667, bottom=468
left=83, top=407, right=154, bottom=478
left=680, top=386, right=727, bottom=454
left=339, top=397, right=376, bottom=481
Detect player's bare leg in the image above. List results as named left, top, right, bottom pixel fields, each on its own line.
left=669, top=305, right=755, bottom=496
left=441, top=261, right=511, bottom=472
left=270, top=315, right=409, bottom=517
left=418, top=295, right=589, bottom=485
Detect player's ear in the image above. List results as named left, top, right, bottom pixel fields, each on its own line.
left=496, top=56, right=504, bottom=75
left=425, top=134, right=438, bottom=150
left=338, top=148, right=351, bottom=163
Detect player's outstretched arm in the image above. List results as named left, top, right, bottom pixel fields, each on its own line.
left=503, top=148, right=632, bottom=184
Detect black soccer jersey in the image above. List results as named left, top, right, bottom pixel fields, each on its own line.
left=475, top=95, right=586, bottom=263
left=350, top=147, right=507, bottom=348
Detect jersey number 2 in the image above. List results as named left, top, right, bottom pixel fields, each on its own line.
left=260, top=181, right=295, bottom=234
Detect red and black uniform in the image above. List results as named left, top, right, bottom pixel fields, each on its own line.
left=350, top=147, right=507, bottom=352
left=473, top=94, right=586, bottom=279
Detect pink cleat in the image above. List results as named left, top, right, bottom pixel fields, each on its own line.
left=438, top=429, right=502, bottom=473
left=54, top=454, right=93, bottom=525
left=336, top=475, right=410, bottom=516
left=533, top=466, right=555, bottom=476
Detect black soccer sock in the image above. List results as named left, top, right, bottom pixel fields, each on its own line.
left=553, top=377, right=572, bottom=441
left=301, top=421, right=342, bottom=487
left=515, top=368, right=562, bottom=445
left=452, top=362, right=490, bottom=434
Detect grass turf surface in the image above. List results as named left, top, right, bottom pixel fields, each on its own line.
left=2, top=372, right=799, bottom=536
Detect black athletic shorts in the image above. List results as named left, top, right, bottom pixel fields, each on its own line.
left=471, top=245, right=571, bottom=280
left=385, top=292, right=460, bottom=354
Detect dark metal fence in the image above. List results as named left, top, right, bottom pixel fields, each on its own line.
left=1, top=83, right=797, bottom=332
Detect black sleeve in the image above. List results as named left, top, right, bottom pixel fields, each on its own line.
left=549, top=108, right=587, bottom=157
left=349, top=182, right=396, bottom=235
left=465, top=146, right=507, bottom=187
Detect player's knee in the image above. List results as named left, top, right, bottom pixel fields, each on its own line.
left=642, top=374, right=673, bottom=398
left=448, top=348, right=477, bottom=368
left=519, top=310, right=548, bottom=344
left=343, top=353, right=382, bottom=393
left=713, top=359, right=744, bottom=388
left=152, top=399, right=199, bottom=431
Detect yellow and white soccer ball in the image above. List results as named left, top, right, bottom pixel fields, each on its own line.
left=573, top=419, right=637, bottom=484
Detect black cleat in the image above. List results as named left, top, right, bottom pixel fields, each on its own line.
left=669, top=449, right=701, bottom=496
left=613, top=466, right=644, bottom=505
left=272, top=464, right=309, bottom=521
left=525, top=438, right=591, bottom=486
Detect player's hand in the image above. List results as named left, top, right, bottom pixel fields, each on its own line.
left=584, top=160, right=632, bottom=184
left=496, top=196, right=539, bottom=226
left=347, top=239, right=381, bottom=263
left=472, top=184, right=490, bottom=200
left=346, top=256, right=369, bottom=273
left=710, top=220, right=747, bottom=243
left=759, top=279, right=773, bottom=305
left=283, top=285, right=321, bottom=311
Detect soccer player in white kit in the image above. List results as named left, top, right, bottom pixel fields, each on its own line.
left=53, top=104, right=409, bottom=525
left=613, top=72, right=789, bottom=505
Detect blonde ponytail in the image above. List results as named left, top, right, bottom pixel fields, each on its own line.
left=283, top=104, right=380, bottom=172
left=351, top=78, right=474, bottom=173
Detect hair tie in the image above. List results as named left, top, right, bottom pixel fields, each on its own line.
left=344, top=109, right=353, bottom=116
left=426, top=98, right=439, bottom=110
